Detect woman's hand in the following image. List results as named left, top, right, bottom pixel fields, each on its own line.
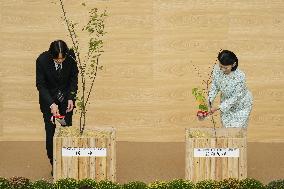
left=197, top=110, right=209, bottom=121
left=210, top=107, right=219, bottom=115
left=197, top=114, right=206, bottom=121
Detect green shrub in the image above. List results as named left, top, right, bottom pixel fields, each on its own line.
left=0, top=177, right=10, bottom=189
left=96, top=180, right=120, bottom=189
left=9, top=176, right=31, bottom=189
left=78, top=185, right=94, bottom=189
left=30, top=180, right=53, bottom=189
left=167, top=179, right=194, bottom=189
left=195, top=180, right=219, bottom=189
left=148, top=181, right=168, bottom=189
left=266, top=179, right=284, bottom=189
left=54, top=178, right=78, bottom=189
left=218, top=178, right=240, bottom=189
left=78, top=178, right=98, bottom=189
left=3, top=176, right=284, bottom=189
left=121, top=181, right=147, bottom=189
left=239, top=178, right=265, bottom=189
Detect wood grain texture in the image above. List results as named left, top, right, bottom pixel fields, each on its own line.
left=53, top=127, right=116, bottom=181
left=1, top=0, right=284, bottom=142
left=78, top=137, right=89, bottom=180
left=185, top=128, right=247, bottom=182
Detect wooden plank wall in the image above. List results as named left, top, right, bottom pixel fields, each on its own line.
left=53, top=127, right=116, bottom=181
left=185, top=128, right=247, bottom=182
left=1, top=0, right=284, bottom=142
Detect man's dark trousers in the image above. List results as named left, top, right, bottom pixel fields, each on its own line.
left=43, top=99, right=73, bottom=165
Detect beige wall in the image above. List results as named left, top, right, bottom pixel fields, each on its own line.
left=1, top=0, right=284, bottom=142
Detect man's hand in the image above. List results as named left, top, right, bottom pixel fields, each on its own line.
left=50, top=103, right=59, bottom=124
left=50, top=103, right=59, bottom=116
left=66, top=100, right=74, bottom=113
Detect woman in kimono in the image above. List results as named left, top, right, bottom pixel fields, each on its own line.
left=206, top=50, right=253, bottom=128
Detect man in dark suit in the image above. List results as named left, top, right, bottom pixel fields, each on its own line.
left=36, top=40, right=78, bottom=170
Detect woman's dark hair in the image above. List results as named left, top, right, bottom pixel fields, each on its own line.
left=218, top=50, right=238, bottom=71
left=49, top=40, right=69, bottom=59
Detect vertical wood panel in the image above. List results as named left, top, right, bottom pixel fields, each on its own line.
left=53, top=135, right=62, bottom=180
left=204, top=138, right=211, bottom=180
left=71, top=137, right=79, bottom=179
left=221, top=138, right=228, bottom=179
left=78, top=137, right=90, bottom=180
left=109, top=129, right=116, bottom=181
left=210, top=139, right=216, bottom=180
left=239, top=137, right=247, bottom=179
left=233, top=139, right=240, bottom=179
left=215, top=138, right=223, bottom=181
left=89, top=138, right=96, bottom=179
left=185, top=128, right=193, bottom=180
left=61, top=137, right=69, bottom=178
left=227, top=138, right=234, bottom=178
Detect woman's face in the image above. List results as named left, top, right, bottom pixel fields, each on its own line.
left=53, top=53, right=66, bottom=64
left=219, top=63, right=235, bottom=75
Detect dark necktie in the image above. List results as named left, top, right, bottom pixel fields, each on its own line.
left=56, top=64, right=62, bottom=74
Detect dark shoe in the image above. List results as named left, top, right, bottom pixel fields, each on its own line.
left=49, top=159, right=53, bottom=166
left=51, top=163, right=53, bottom=176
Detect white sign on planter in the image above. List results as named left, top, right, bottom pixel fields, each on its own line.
left=194, top=148, right=239, bottom=157
left=62, top=147, right=107, bottom=157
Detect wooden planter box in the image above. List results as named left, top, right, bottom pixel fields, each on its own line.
left=185, top=128, right=247, bottom=182
left=53, top=127, right=116, bottom=181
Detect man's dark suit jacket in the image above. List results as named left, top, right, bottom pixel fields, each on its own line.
left=36, top=50, right=78, bottom=113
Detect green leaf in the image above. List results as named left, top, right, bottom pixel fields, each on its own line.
left=196, top=95, right=204, bottom=102
left=192, top=88, right=198, bottom=96
left=199, top=104, right=208, bottom=111
left=77, top=101, right=84, bottom=109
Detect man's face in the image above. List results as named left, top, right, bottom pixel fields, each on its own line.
left=53, top=53, right=65, bottom=64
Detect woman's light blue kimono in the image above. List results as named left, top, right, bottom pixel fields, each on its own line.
left=208, top=65, right=253, bottom=128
